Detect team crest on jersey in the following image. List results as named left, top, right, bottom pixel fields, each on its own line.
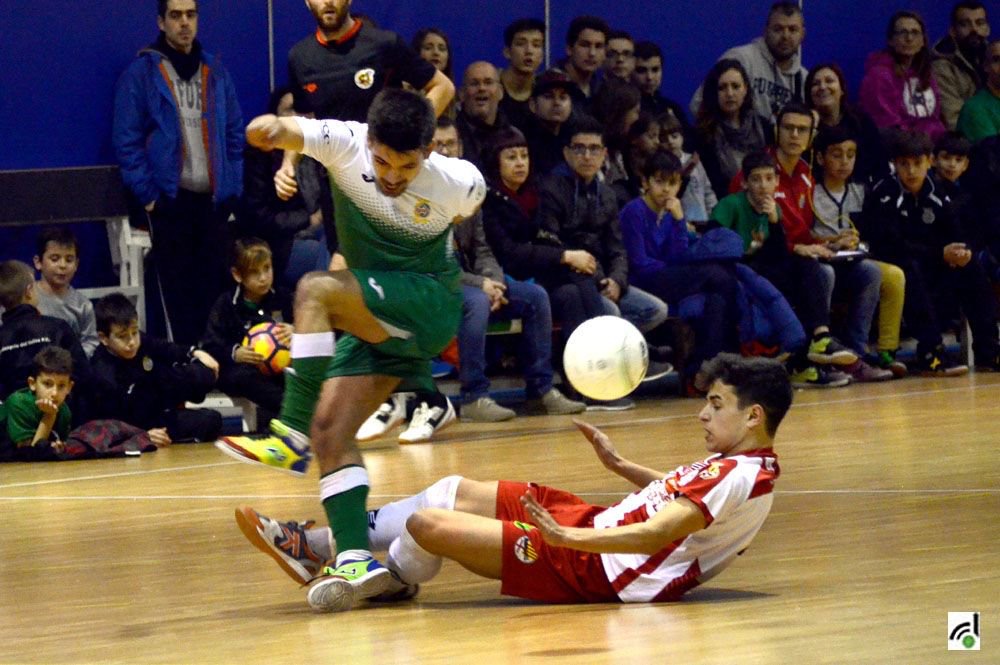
left=922, top=208, right=935, bottom=224
left=354, top=68, right=375, bottom=89
left=413, top=199, right=432, bottom=223
left=142, top=356, right=154, bottom=372
left=699, top=462, right=722, bottom=480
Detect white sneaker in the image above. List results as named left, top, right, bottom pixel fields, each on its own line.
left=356, top=392, right=414, bottom=441
left=398, top=398, right=456, bottom=443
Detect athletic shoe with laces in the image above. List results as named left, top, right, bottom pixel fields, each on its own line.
left=215, top=419, right=311, bottom=476
left=398, top=398, right=457, bottom=443
left=306, top=556, right=394, bottom=612
left=537, top=388, right=586, bottom=415
left=460, top=396, right=516, bottom=422
left=872, top=350, right=908, bottom=378
left=790, top=365, right=851, bottom=389
left=356, top=392, right=414, bottom=441
left=916, top=350, right=968, bottom=377
left=842, top=358, right=894, bottom=383
left=234, top=505, right=331, bottom=585
left=807, top=336, right=859, bottom=366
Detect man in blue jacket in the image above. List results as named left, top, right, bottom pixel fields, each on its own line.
left=113, top=0, right=243, bottom=344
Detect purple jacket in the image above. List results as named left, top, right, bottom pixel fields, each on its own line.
left=858, top=51, right=946, bottom=141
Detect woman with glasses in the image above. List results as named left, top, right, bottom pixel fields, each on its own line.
left=858, top=10, right=946, bottom=141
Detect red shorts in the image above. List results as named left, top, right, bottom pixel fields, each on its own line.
left=495, top=481, right=619, bottom=603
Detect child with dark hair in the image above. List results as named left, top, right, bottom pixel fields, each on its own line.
left=0, top=346, right=74, bottom=461
left=90, top=293, right=223, bottom=444
left=32, top=227, right=99, bottom=357
left=498, top=18, right=546, bottom=131
left=201, top=238, right=293, bottom=429
left=860, top=130, right=999, bottom=373
left=0, top=260, right=90, bottom=409
left=660, top=111, right=718, bottom=222
left=619, top=149, right=741, bottom=386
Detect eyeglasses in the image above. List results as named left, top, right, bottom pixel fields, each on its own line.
left=893, top=29, right=922, bottom=39
left=567, top=143, right=604, bottom=156
left=607, top=49, right=635, bottom=60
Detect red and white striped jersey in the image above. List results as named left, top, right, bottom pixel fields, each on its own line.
left=593, top=449, right=779, bottom=602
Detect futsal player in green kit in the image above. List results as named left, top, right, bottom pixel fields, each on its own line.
left=216, top=88, right=487, bottom=612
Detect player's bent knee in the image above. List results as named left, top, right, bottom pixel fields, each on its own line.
left=295, top=270, right=354, bottom=309
left=405, top=508, right=450, bottom=550
left=423, top=475, right=463, bottom=511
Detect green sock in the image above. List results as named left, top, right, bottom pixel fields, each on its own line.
left=279, top=356, right=328, bottom=434
left=323, top=483, right=370, bottom=554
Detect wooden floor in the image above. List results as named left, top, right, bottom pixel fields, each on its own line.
left=2, top=374, right=999, bottom=664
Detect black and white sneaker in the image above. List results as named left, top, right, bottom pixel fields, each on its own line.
left=356, top=392, right=414, bottom=441
left=398, top=398, right=457, bottom=443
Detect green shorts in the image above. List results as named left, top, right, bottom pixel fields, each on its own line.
left=327, top=268, right=462, bottom=392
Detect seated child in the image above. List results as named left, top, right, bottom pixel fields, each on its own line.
left=0, top=260, right=90, bottom=408
left=0, top=346, right=153, bottom=461
left=201, top=237, right=293, bottom=429
left=711, top=151, right=849, bottom=388
left=32, top=226, right=100, bottom=357
left=810, top=126, right=900, bottom=380
left=860, top=130, right=1000, bottom=374
left=90, top=293, right=223, bottom=443
left=0, top=346, right=74, bottom=461
left=619, top=148, right=741, bottom=386
left=659, top=111, right=717, bottom=223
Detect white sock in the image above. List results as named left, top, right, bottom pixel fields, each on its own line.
left=368, top=475, right=462, bottom=550
left=387, top=527, right=443, bottom=584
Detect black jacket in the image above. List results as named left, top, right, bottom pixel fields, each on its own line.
left=200, top=286, right=293, bottom=370
left=860, top=175, right=964, bottom=268
left=0, top=304, right=90, bottom=418
left=481, top=184, right=565, bottom=283
left=89, top=335, right=216, bottom=429
left=537, top=167, right=630, bottom=292
left=239, top=147, right=335, bottom=278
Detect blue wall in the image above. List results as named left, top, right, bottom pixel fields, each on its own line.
left=0, top=0, right=953, bottom=172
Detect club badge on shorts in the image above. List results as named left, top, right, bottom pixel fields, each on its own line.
left=513, top=521, right=538, bottom=564
left=354, top=68, right=375, bottom=90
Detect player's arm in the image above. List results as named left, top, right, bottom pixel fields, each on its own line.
left=521, top=491, right=707, bottom=555
left=423, top=69, right=456, bottom=118
left=574, top=419, right=664, bottom=487
left=246, top=114, right=305, bottom=154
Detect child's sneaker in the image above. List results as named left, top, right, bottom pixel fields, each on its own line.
left=916, top=349, right=969, bottom=377
left=398, top=398, right=457, bottom=443
left=790, top=365, right=851, bottom=389
left=215, top=419, right=311, bottom=476
left=807, top=336, right=859, bottom=366
left=306, top=556, right=393, bottom=612
left=356, top=392, right=414, bottom=441
left=872, top=350, right=908, bottom=378
left=234, top=506, right=331, bottom=584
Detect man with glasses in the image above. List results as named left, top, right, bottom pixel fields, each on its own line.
left=537, top=116, right=671, bottom=409
left=932, top=2, right=992, bottom=130
left=604, top=30, right=636, bottom=83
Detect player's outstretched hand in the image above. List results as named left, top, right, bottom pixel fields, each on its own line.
left=246, top=114, right=283, bottom=151
left=573, top=419, right=622, bottom=471
left=520, top=489, right=568, bottom=547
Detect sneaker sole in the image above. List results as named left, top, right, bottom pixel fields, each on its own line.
left=214, top=440, right=308, bottom=478
left=792, top=377, right=851, bottom=389
left=918, top=367, right=969, bottom=378
left=234, top=506, right=314, bottom=585
left=641, top=363, right=674, bottom=383
left=306, top=567, right=392, bottom=612
left=807, top=351, right=859, bottom=366
left=585, top=403, right=636, bottom=411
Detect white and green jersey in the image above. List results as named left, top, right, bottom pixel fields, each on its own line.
left=296, top=117, right=486, bottom=282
